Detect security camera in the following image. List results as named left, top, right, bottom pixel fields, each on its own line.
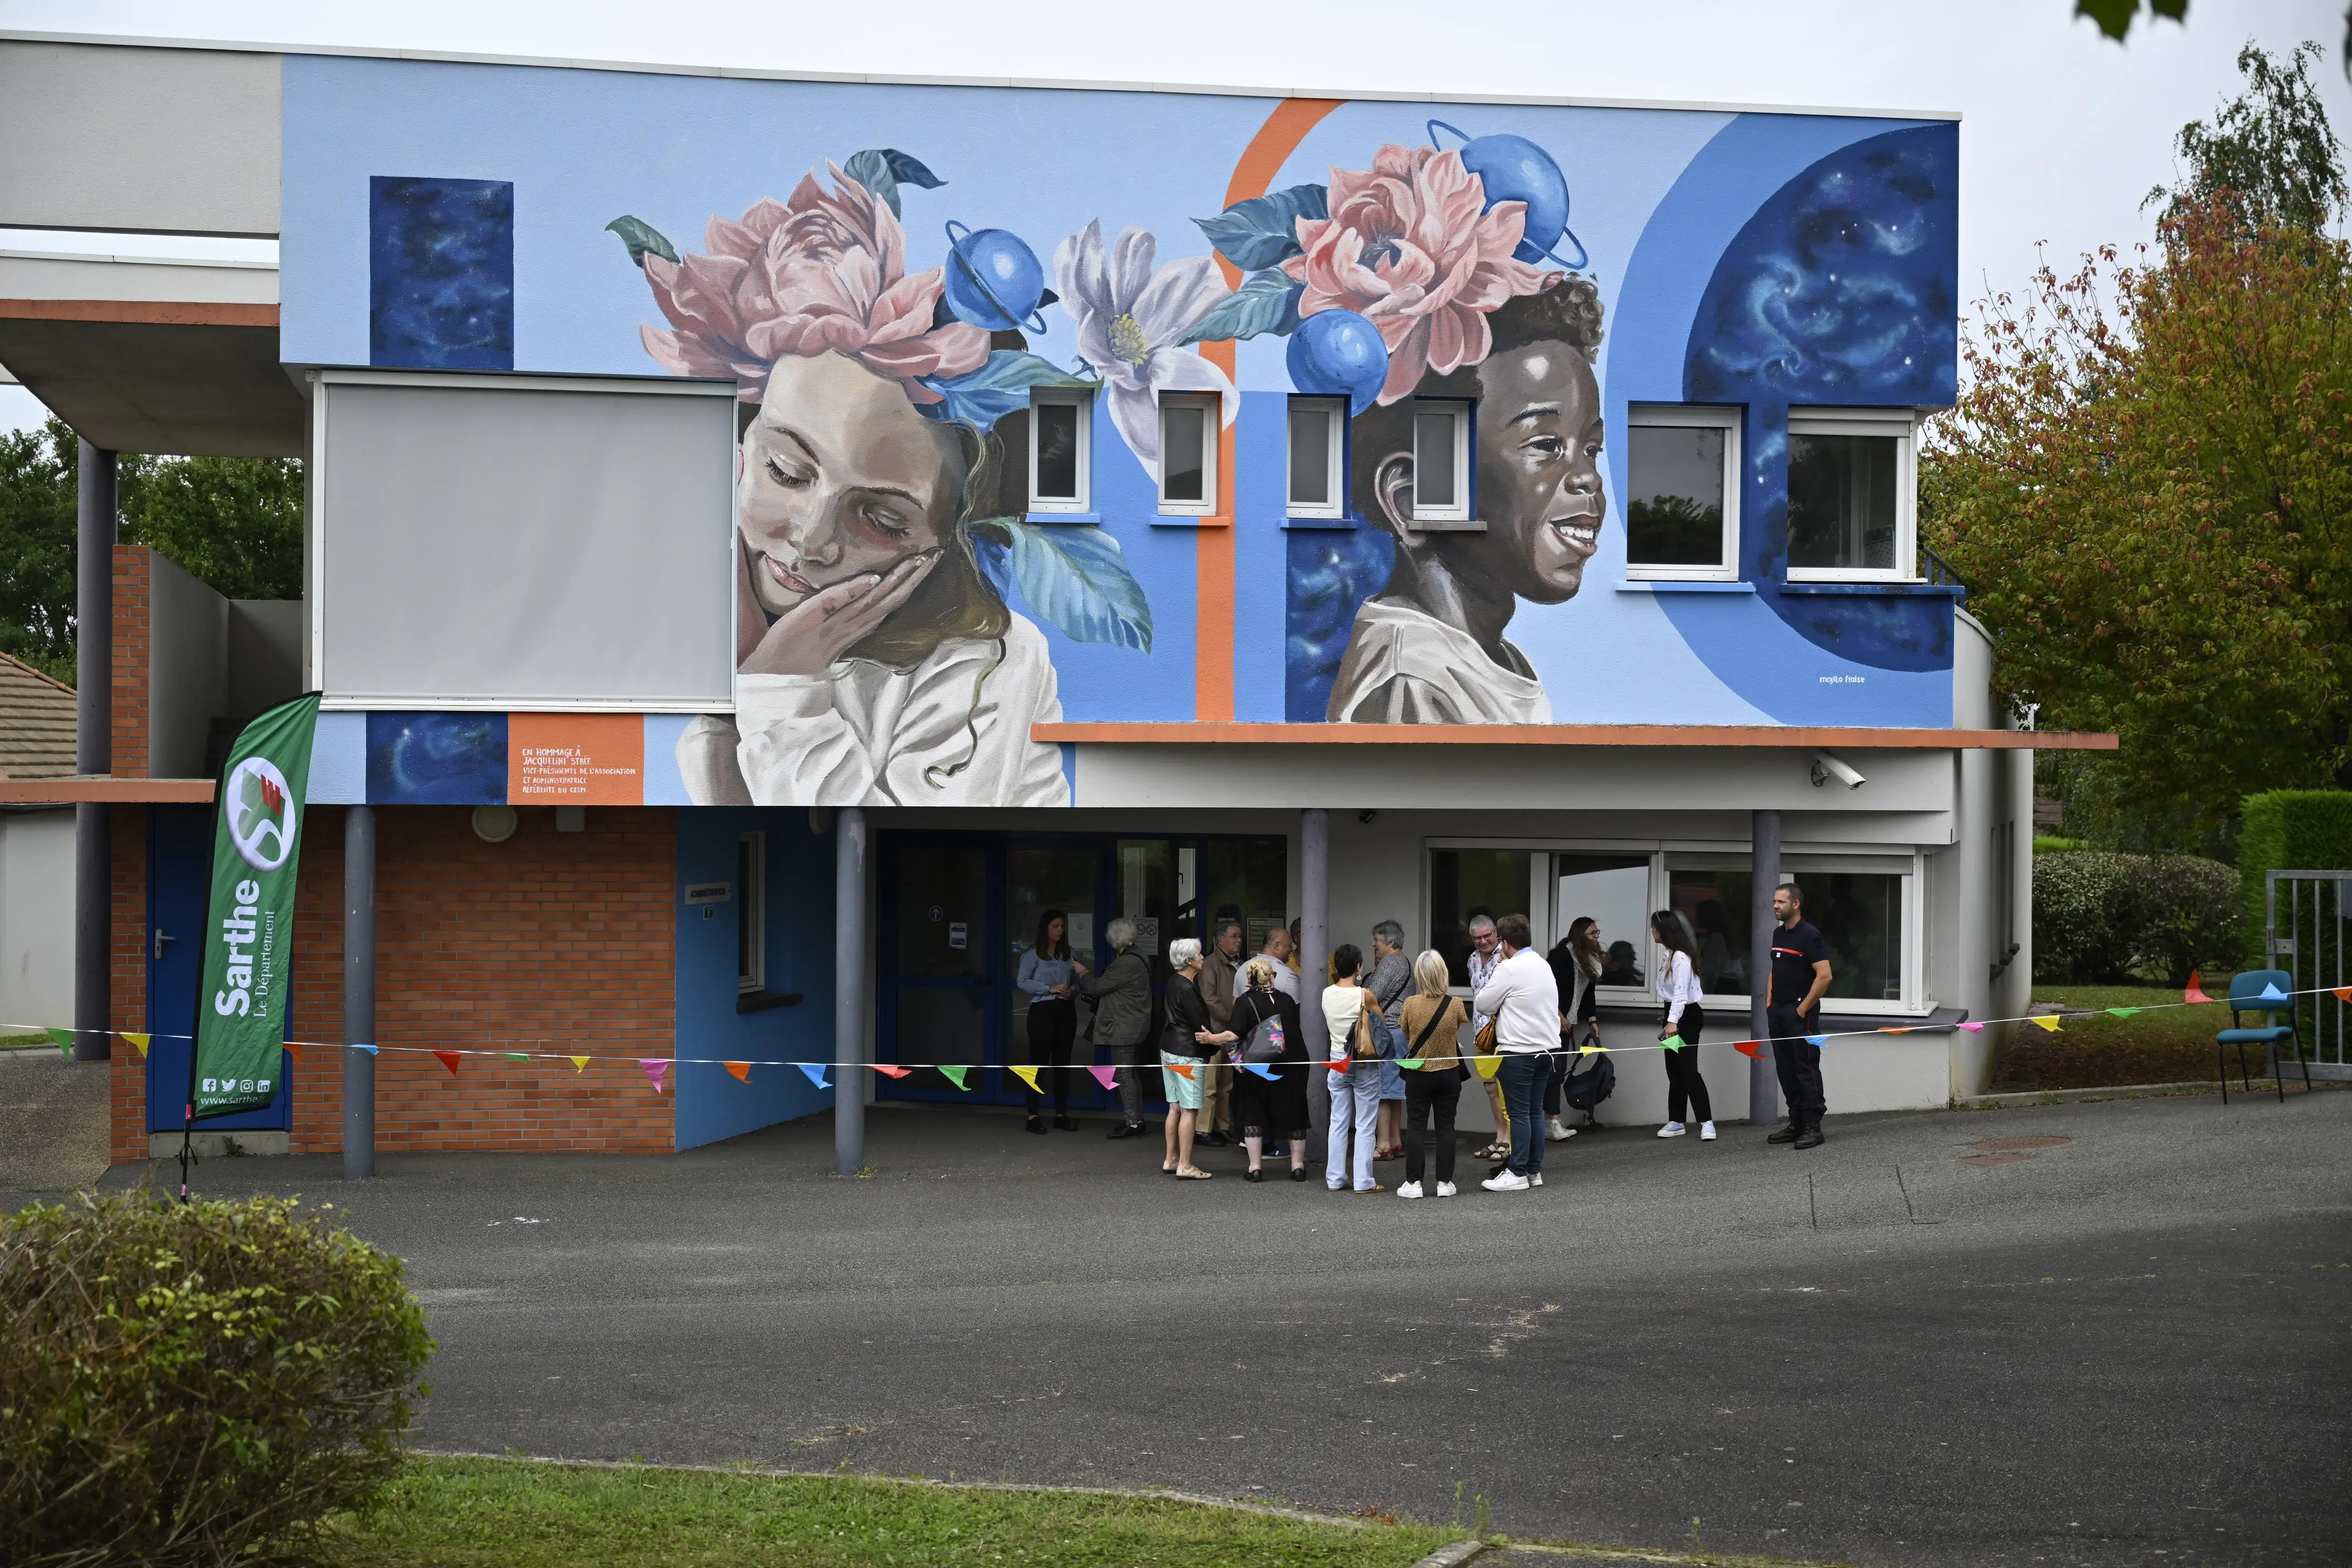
left=1810, top=750, right=1866, bottom=791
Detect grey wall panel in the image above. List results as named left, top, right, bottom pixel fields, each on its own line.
left=315, top=375, right=735, bottom=710
left=0, top=43, right=279, bottom=237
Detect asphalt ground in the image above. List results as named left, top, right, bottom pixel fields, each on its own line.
left=0, top=1045, right=110, bottom=1197
left=69, top=1086, right=2352, bottom=1567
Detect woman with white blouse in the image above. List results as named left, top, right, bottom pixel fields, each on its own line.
left=1651, top=910, right=1716, bottom=1141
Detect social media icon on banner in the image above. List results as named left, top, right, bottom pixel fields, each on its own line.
left=202, top=1078, right=218, bottom=1093
left=257, top=1079, right=271, bottom=1093
left=239, top=1080, right=254, bottom=1093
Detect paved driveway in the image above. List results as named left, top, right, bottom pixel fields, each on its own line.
left=100, top=1089, right=2352, bottom=1566
left=0, top=1046, right=110, bottom=1200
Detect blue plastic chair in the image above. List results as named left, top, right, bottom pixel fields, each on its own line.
left=2216, top=969, right=2309, bottom=1103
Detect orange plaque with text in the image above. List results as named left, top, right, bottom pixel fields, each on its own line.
left=508, top=714, right=646, bottom=805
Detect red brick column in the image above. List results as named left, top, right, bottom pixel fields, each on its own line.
left=108, top=804, right=148, bottom=1164
left=110, top=546, right=150, bottom=780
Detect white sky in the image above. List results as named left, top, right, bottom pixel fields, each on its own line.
left=5, top=0, right=2349, bottom=437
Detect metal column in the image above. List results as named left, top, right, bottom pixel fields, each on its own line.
left=834, top=806, right=868, bottom=1176
left=1748, top=808, right=1781, bottom=1126
left=72, top=442, right=116, bottom=1063
left=1299, top=809, right=1329, bottom=1160
left=343, top=804, right=376, bottom=1179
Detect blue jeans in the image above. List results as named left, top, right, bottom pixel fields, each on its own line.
left=1325, top=1062, right=1381, bottom=1190
left=1497, top=1053, right=1548, bottom=1177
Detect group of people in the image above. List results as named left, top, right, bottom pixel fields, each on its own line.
left=1012, top=884, right=1838, bottom=1189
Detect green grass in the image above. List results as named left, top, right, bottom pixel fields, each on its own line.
left=1996, top=984, right=2233, bottom=1091
left=315, top=1455, right=1462, bottom=1568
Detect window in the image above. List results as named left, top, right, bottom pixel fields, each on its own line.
left=1666, top=863, right=1756, bottom=995
left=1412, top=400, right=1472, bottom=525
left=1669, top=857, right=1911, bottom=1006
left=1786, top=409, right=1916, bottom=580
left=736, top=832, right=766, bottom=994
left=1029, top=389, right=1091, bottom=513
left=1157, top=393, right=1216, bottom=515
left=1554, top=854, right=1654, bottom=991
left=1287, top=396, right=1346, bottom=520
left=1428, top=848, right=1532, bottom=985
left=1625, top=405, right=1739, bottom=579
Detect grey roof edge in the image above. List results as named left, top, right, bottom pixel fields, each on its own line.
left=0, top=29, right=1964, bottom=122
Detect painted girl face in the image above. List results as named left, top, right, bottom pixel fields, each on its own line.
left=737, top=351, right=955, bottom=618
left=1454, top=340, right=1606, bottom=604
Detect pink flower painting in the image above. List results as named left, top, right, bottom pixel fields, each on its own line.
left=640, top=165, right=988, bottom=403
left=1282, top=144, right=1550, bottom=405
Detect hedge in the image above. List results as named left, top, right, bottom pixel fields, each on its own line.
left=2033, top=851, right=2243, bottom=985
left=2238, top=790, right=2352, bottom=957
left=0, top=1190, right=434, bottom=1568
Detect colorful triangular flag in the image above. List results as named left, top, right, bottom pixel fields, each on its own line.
left=45, top=1027, right=74, bottom=1058
left=1325, top=1055, right=1351, bottom=1070
left=1877, top=1026, right=1915, bottom=1035
left=939, top=1064, right=971, bottom=1091
left=1395, top=1058, right=1425, bottom=1071
left=123, top=1031, right=150, bottom=1058
left=2033, top=1015, right=2062, bottom=1033
left=798, top=1062, right=830, bottom=1090
left=2332, top=986, right=2352, bottom=1005
left=1579, top=1042, right=1605, bottom=1055
left=2105, top=1007, right=2142, bottom=1019
left=641, top=1058, right=669, bottom=1092
left=2257, top=983, right=2290, bottom=1003
left=569, top=1055, right=590, bottom=1073
left=1242, top=1062, right=1280, bottom=1081
left=283, top=1041, right=302, bottom=1064
left=1804, top=1035, right=1828, bottom=1047
left=433, top=1050, right=462, bottom=1075
left=1733, top=1040, right=1765, bottom=1059
left=1086, top=1064, right=1118, bottom=1091
left=725, top=1061, right=752, bottom=1082
left=2185, top=971, right=2212, bottom=1005
left=502, top=1052, right=531, bottom=1063
left=1658, top=1035, right=1686, bottom=1053
left=873, top=1063, right=913, bottom=1079
left=1167, top=1061, right=1196, bottom=1080
left=1006, top=1063, right=1041, bottom=1093
left=1956, top=1021, right=1984, bottom=1033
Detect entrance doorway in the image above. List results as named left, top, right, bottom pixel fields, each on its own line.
left=145, top=804, right=292, bottom=1134
left=875, top=832, right=1287, bottom=1109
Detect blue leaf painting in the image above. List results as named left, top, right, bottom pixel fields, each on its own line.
left=973, top=520, right=1153, bottom=654
left=1193, top=184, right=1328, bottom=272
left=843, top=147, right=948, bottom=219
left=1178, top=268, right=1305, bottom=345
left=921, top=351, right=1095, bottom=429
left=881, top=150, right=947, bottom=191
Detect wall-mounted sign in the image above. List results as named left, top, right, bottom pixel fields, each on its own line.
left=948, top=921, right=968, bottom=951
left=684, top=881, right=730, bottom=906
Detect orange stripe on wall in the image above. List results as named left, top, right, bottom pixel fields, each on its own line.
left=1193, top=96, right=1344, bottom=723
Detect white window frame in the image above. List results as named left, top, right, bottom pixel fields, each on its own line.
left=1410, top=399, right=1474, bottom=526
left=1285, top=395, right=1347, bottom=521
left=1784, top=407, right=1917, bottom=583
left=1624, top=403, right=1741, bottom=582
left=736, top=831, right=766, bottom=995
left=1156, top=391, right=1218, bottom=517
left=1028, top=388, right=1092, bottom=514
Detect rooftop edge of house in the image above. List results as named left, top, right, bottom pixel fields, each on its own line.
left=0, top=29, right=1965, bottom=124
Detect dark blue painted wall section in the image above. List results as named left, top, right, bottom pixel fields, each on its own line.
left=369, top=175, right=515, bottom=370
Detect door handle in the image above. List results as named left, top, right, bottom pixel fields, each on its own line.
left=153, top=929, right=176, bottom=961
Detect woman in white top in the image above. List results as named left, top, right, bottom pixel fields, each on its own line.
left=1651, top=910, right=1716, bottom=1141
left=1320, top=943, right=1385, bottom=1194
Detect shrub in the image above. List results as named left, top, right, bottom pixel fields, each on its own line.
left=0, top=1189, right=433, bottom=1568
left=2238, top=789, right=2352, bottom=958
left=2033, top=851, right=2242, bottom=984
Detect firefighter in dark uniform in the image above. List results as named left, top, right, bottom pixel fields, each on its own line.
left=1765, top=882, right=1833, bottom=1149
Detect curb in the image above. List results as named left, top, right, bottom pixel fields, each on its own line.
left=1956, top=1078, right=2341, bottom=1109
left=1409, top=1543, right=1490, bottom=1568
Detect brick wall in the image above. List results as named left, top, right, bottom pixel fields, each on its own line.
left=109, top=804, right=148, bottom=1165
left=111, top=546, right=150, bottom=779
left=110, top=804, right=678, bottom=1160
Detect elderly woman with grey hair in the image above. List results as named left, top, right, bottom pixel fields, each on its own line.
left=1082, top=917, right=1153, bottom=1139
left=1157, top=936, right=1215, bottom=1179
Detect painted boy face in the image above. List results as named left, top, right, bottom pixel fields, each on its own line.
left=1455, top=340, right=1606, bottom=604
left=737, top=351, right=953, bottom=619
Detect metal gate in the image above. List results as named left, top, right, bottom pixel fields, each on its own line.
left=2266, top=870, right=2350, bottom=1076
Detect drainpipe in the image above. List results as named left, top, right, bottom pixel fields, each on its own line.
left=835, top=806, right=867, bottom=1175
left=1749, top=808, right=1781, bottom=1125
left=1299, top=809, right=1329, bottom=1161
left=343, top=804, right=376, bottom=1179
left=73, top=442, right=114, bottom=1063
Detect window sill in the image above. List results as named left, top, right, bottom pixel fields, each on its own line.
left=1282, top=511, right=1367, bottom=531
left=1025, top=510, right=1101, bottom=525
left=1408, top=516, right=1485, bottom=533
left=1617, top=580, right=1754, bottom=594
left=736, top=989, right=804, bottom=1015
left=1780, top=579, right=1965, bottom=597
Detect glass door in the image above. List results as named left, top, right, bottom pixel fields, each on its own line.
left=877, top=838, right=1001, bottom=1101
left=1006, top=842, right=1109, bottom=1108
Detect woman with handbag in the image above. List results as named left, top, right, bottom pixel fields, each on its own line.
left=1320, top=944, right=1387, bottom=1194
left=1196, top=958, right=1309, bottom=1182
left=1545, top=917, right=1605, bottom=1142
left=1651, top=910, right=1716, bottom=1141
left=1159, top=937, right=1216, bottom=1179
left=1394, top=950, right=1470, bottom=1199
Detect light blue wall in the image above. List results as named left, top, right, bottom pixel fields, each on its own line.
left=673, top=806, right=836, bottom=1151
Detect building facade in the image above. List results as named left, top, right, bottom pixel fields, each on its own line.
left=0, top=34, right=2103, bottom=1162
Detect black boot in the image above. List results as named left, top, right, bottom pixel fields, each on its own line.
left=1793, top=1121, right=1825, bottom=1149
left=1107, top=1121, right=1148, bottom=1139
left=1053, top=1114, right=1080, bottom=1131
left=1026, top=1115, right=1048, bottom=1135
left=1766, top=1122, right=1801, bottom=1144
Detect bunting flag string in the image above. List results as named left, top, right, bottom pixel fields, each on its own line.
left=1956, top=1021, right=1984, bottom=1033
left=797, top=1063, right=830, bottom=1090
left=501, top=1052, right=531, bottom=1062
left=1733, top=1041, right=1766, bottom=1059
left=1395, top=1058, right=1425, bottom=1070
left=2185, top=971, right=2213, bottom=1005
left=1006, top=1064, right=1041, bottom=1094
left=641, top=1059, right=669, bottom=1093
left=1659, top=1036, right=1687, bottom=1053
left=433, top=1050, right=463, bottom=1075
left=45, top=1027, right=74, bottom=1059
left=1166, top=1061, right=1196, bottom=1081
left=874, top=1064, right=913, bottom=1080
left=1241, top=1063, right=1281, bottom=1081
left=569, top=1056, right=591, bottom=1073
left=1086, top=1064, right=1118, bottom=1091
left=939, top=1065, right=972, bottom=1091
left=2032, top=1015, right=2063, bottom=1033
left=2335, top=987, right=2352, bottom=1005
left=124, top=1032, right=150, bottom=1058
left=725, top=1062, right=752, bottom=1083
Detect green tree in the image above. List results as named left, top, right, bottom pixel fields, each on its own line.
left=1923, top=42, right=2352, bottom=855
left=0, top=416, right=302, bottom=685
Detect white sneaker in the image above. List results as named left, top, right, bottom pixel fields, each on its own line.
left=1657, top=1121, right=1687, bottom=1138
left=1529, top=1172, right=1544, bottom=1187
left=1481, top=1171, right=1530, bottom=1192
left=1700, top=1121, right=1718, bottom=1141
left=1545, top=1117, right=1576, bottom=1143
left=1396, top=1181, right=1424, bottom=1200
left=1436, top=1181, right=1458, bottom=1197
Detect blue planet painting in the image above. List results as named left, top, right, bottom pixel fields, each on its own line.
left=366, top=713, right=509, bottom=804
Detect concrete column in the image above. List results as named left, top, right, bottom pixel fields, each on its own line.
left=342, top=804, right=376, bottom=1180
left=1299, top=809, right=1329, bottom=1159
left=72, top=441, right=115, bottom=1062
left=834, top=806, right=868, bottom=1176
left=1748, top=808, right=1781, bottom=1126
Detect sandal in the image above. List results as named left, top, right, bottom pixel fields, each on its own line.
left=1175, top=1166, right=1213, bottom=1180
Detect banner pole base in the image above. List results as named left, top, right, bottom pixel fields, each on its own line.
left=177, top=1105, right=196, bottom=1203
